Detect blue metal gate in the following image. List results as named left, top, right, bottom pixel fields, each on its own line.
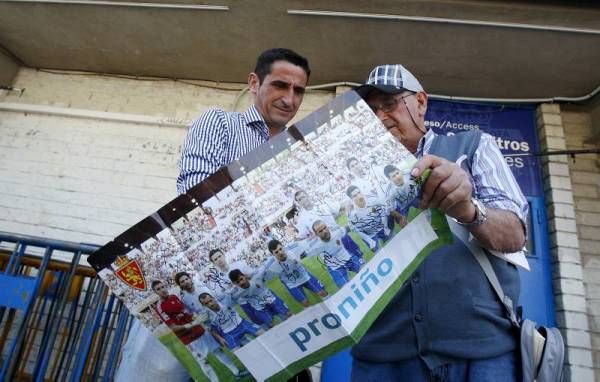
left=0, top=232, right=132, bottom=381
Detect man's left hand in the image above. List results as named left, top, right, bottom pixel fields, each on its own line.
left=411, top=154, right=476, bottom=223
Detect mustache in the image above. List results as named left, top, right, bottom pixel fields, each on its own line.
left=274, top=102, right=293, bottom=112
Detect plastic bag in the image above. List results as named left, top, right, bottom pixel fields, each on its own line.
left=115, top=319, right=190, bottom=382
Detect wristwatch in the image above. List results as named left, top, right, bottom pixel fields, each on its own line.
left=457, top=197, right=488, bottom=227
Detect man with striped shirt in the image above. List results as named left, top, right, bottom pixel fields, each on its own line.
left=116, top=48, right=311, bottom=382
left=351, top=65, right=528, bottom=381
left=176, top=48, right=310, bottom=194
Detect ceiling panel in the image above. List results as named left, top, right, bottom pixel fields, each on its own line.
left=0, top=0, right=599, bottom=98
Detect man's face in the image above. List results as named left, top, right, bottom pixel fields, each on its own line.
left=351, top=189, right=367, bottom=208
left=295, top=191, right=313, bottom=210
left=153, top=282, right=169, bottom=299
left=366, top=91, right=427, bottom=153
left=249, top=60, right=308, bottom=132
left=348, top=159, right=364, bottom=177
left=234, top=274, right=251, bottom=289
left=313, top=222, right=331, bottom=241
left=389, top=169, right=404, bottom=187
left=178, top=275, right=193, bottom=291
left=272, top=244, right=287, bottom=261
left=200, top=295, right=220, bottom=311
left=210, top=250, right=227, bottom=269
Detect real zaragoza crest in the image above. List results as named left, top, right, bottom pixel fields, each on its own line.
left=114, top=256, right=147, bottom=291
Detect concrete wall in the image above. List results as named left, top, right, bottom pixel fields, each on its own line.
left=0, top=68, right=334, bottom=245
left=0, top=50, right=18, bottom=87
left=591, top=103, right=600, bottom=143
left=537, top=103, right=600, bottom=381
left=562, top=106, right=600, bottom=380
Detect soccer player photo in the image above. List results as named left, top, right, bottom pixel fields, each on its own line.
left=90, top=91, right=450, bottom=381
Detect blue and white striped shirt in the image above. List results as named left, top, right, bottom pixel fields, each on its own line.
left=176, top=105, right=269, bottom=195
left=417, top=129, right=528, bottom=224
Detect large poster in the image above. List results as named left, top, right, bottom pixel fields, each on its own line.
left=88, top=91, right=452, bottom=381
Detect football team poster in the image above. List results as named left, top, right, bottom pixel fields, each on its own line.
left=88, top=91, right=452, bottom=381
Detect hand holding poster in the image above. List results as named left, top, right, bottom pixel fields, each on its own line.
left=88, top=91, right=452, bottom=381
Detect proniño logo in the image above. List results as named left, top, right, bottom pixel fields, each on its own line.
left=288, top=257, right=393, bottom=351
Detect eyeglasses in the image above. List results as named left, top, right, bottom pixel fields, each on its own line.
left=368, top=93, right=415, bottom=114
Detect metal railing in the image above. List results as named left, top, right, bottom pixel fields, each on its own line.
left=0, top=231, right=132, bottom=381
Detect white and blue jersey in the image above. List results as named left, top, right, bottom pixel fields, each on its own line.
left=202, top=267, right=234, bottom=299
left=285, top=240, right=310, bottom=259
left=202, top=261, right=251, bottom=299
left=348, top=203, right=388, bottom=238
left=266, top=257, right=311, bottom=289
left=296, top=203, right=340, bottom=240
left=264, top=253, right=325, bottom=303
left=351, top=175, right=386, bottom=202
left=232, top=279, right=289, bottom=326
left=313, top=228, right=355, bottom=270
left=233, top=279, right=277, bottom=310
left=178, top=286, right=221, bottom=357
left=313, top=228, right=363, bottom=287
left=384, top=172, right=420, bottom=215
left=206, top=301, right=260, bottom=349
left=231, top=257, right=278, bottom=311
left=206, top=300, right=243, bottom=334
left=296, top=202, right=343, bottom=254
left=180, top=279, right=211, bottom=315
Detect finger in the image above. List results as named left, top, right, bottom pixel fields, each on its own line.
left=411, top=154, right=445, bottom=178
left=438, top=184, right=469, bottom=213
left=428, top=172, right=462, bottom=209
left=420, top=163, right=453, bottom=208
left=440, top=169, right=472, bottom=211
left=432, top=162, right=471, bottom=208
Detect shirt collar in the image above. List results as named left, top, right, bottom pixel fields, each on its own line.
left=242, top=104, right=270, bottom=138
left=242, top=104, right=267, bottom=126
left=416, top=129, right=436, bottom=157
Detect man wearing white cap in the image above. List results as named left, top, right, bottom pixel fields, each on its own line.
left=351, top=65, right=528, bottom=381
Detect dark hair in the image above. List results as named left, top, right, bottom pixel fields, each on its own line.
left=346, top=157, right=359, bottom=170
left=285, top=207, right=298, bottom=220
left=198, top=292, right=213, bottom=302
left=384, top=164, right=399, bottom=178
left=268, top=239, right=282, bottom=253
left=208, top=249, right=222, bottom=262
left=346, top=185, right=360, bottom=198
left=229, top=269, right=244, bottom=283
left=174, top=272, right=190, bottom=286
left=151, top=280, right=163, bottom=290
left=254, top=48, right=310, bottom=83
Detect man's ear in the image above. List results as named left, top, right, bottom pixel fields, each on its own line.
left=415, top=91, right=428, bottom=118
left=248, top=72, right=260, bottom=95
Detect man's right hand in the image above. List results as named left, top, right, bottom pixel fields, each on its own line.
left=411, top=154, right=475, bottom=223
